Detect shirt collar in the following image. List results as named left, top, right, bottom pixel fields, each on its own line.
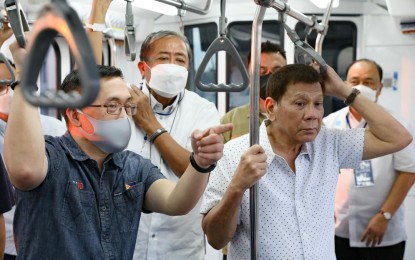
left=61, top=132, right=123, bottom=168
left=259, top=122, right=313, bottom=163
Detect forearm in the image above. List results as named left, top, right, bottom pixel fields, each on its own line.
left=203, top=184, right=244, bottom=249
left=144, top=163, right=209, bottom=215
left=87, top=0, right=109, bottom=64
left=4, top=84, right=46, bottom=190
left=153, top=133, right=190, bottom=177
left=0, top=214, right=5, bottom=259
left=379, top=171, right=415, bottom=216
left=164, top=164, right=210, bottom=214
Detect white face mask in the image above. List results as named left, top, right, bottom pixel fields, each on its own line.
left=353, top=84, right=378, bottom=102
left=146, top=63, right=188, bottom=98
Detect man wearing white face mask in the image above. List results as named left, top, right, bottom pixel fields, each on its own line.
left=126, top=30, right=220, bottom=260
left=323, top=59, right=415, bottom=260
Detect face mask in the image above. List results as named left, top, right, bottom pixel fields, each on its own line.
left=259, top=74, right=271, bottom=100
left=77, top=110, right=131, bottom=154
left=146, top=63, right=188, bottom=98
left=353, top=84, right=378, bottom=102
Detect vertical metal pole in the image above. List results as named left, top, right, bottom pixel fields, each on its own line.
left=249, top=5, right=266, bottom=260
left=315, top=0, right=334, bottom=54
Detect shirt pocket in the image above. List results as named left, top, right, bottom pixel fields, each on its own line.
left=61, top=182, right=97, bottom=235
left=113, top=181, right=144, bottom=233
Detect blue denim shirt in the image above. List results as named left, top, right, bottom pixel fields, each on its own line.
left=14, top=132, right=165, bottom=260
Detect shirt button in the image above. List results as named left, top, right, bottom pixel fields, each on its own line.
left=152, top=234, right=156, bottom=238
left=100, top=206, right=107, bottom=212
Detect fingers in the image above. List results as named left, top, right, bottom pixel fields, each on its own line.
left=194, top=123, right=233, bottom=140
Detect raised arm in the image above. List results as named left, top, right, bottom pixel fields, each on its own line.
left=4, top=41, right=48, bottom=190
left=203, top=144, right=267, bottom=249
left=143, top=123, right=233, bottom=215
left=86, top=0, right=112, bottom=65
left=130, top=85, right=200, bottom=177
left=323, top=66, right=412, bottom=160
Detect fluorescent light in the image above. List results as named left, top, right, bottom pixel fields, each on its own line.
left=135, top=0, right=178, bottom=16
left=310, top=0, right=339, bottom=9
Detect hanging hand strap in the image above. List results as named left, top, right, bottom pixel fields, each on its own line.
left=4, top=0, right=30, bottom=48
left=124, top=0, right=136, bottom=61
left=20, top=0, right=100, bottom=108
left=194, top=0, right=249, bottom=92
left=284, top=23, right=327, bottom=74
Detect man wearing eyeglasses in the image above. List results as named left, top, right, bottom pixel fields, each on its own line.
left=4, top=39, right=231, bottom=259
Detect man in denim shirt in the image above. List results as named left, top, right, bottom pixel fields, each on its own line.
left=4, top=41, right=231, bottom=260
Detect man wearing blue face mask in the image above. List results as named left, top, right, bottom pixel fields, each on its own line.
left=5, top=38, right=231, bottom=259
left=323, top=59, right=415, bottom=260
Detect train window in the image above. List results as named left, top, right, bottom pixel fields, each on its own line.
left=184, top=22, right=218, bottom=105
left=295, top=20, right=357, bottom=116
left=39, top=41, right=61, bottom=119
left=227, top=20, right=284, bottom=111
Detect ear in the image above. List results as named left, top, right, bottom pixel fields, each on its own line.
left=66, top=108, right=81, bottom=127
left=265, top=97, right=277, bottom=121
left=138, top=61, right=147, bottom=79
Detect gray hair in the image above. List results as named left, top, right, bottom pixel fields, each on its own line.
left=139, top=30, right=192, bottom=62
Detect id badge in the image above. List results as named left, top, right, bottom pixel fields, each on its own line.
left=354, top=160, right=375, bottom=187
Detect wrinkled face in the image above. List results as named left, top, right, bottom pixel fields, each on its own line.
left=268, top=81, right=324, bottom=144
left=78, top=77, right=132, bottom=121
left=140, top=37, right=189, bottom=82
left=249, top=52, right=286, bottom=76
left=347, top=61, right=382, bottom=97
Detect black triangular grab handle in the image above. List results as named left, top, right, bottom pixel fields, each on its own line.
left=20, top=0, right=100, bottom=108
left=194, top=36, right=249, bottom=92
left=4, top=0, right=30, bottom=48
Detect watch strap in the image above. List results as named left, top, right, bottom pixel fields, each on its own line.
left=149, top=128, right=167, bottom=142
left=344, top=88, right=361, bottom=106
left=189, top=152, right=216, bottom=174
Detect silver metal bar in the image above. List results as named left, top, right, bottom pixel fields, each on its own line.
left=270, top=0, right=325, bottom=33
left=155, top=0, right=212, bottom=15
left=315, top=0, right=334, bottom=54
left=105, top=16, right=117, bottom=67
left=249, top=6, right=266, bottom=260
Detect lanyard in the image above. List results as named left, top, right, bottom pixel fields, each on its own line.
left=346, top=114, right=367, bottom=129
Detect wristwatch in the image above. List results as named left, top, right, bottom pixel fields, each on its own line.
left=378, top=210, right=392, bottom=221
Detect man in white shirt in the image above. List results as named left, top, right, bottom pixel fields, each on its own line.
left=127, top=30, right=220, bottom=260
left=200, top=64, right=412, bottom=259
left=323, top=59, right=415, bottom=260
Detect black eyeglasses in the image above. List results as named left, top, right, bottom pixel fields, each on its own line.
left=88, top=102, right=137, bottom=116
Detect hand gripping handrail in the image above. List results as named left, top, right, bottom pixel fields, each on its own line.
left=20, top=0, right=100, bottom=108
left=124, top=0, right=136, bottom=61
left=194, top=0, right=249, bottom=92
left=4, top=0, right=30, bottom=48
left=0, top=52, right=15, bottom=85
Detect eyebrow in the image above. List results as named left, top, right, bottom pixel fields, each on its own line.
left=157, top=51, right=187, bottom=58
